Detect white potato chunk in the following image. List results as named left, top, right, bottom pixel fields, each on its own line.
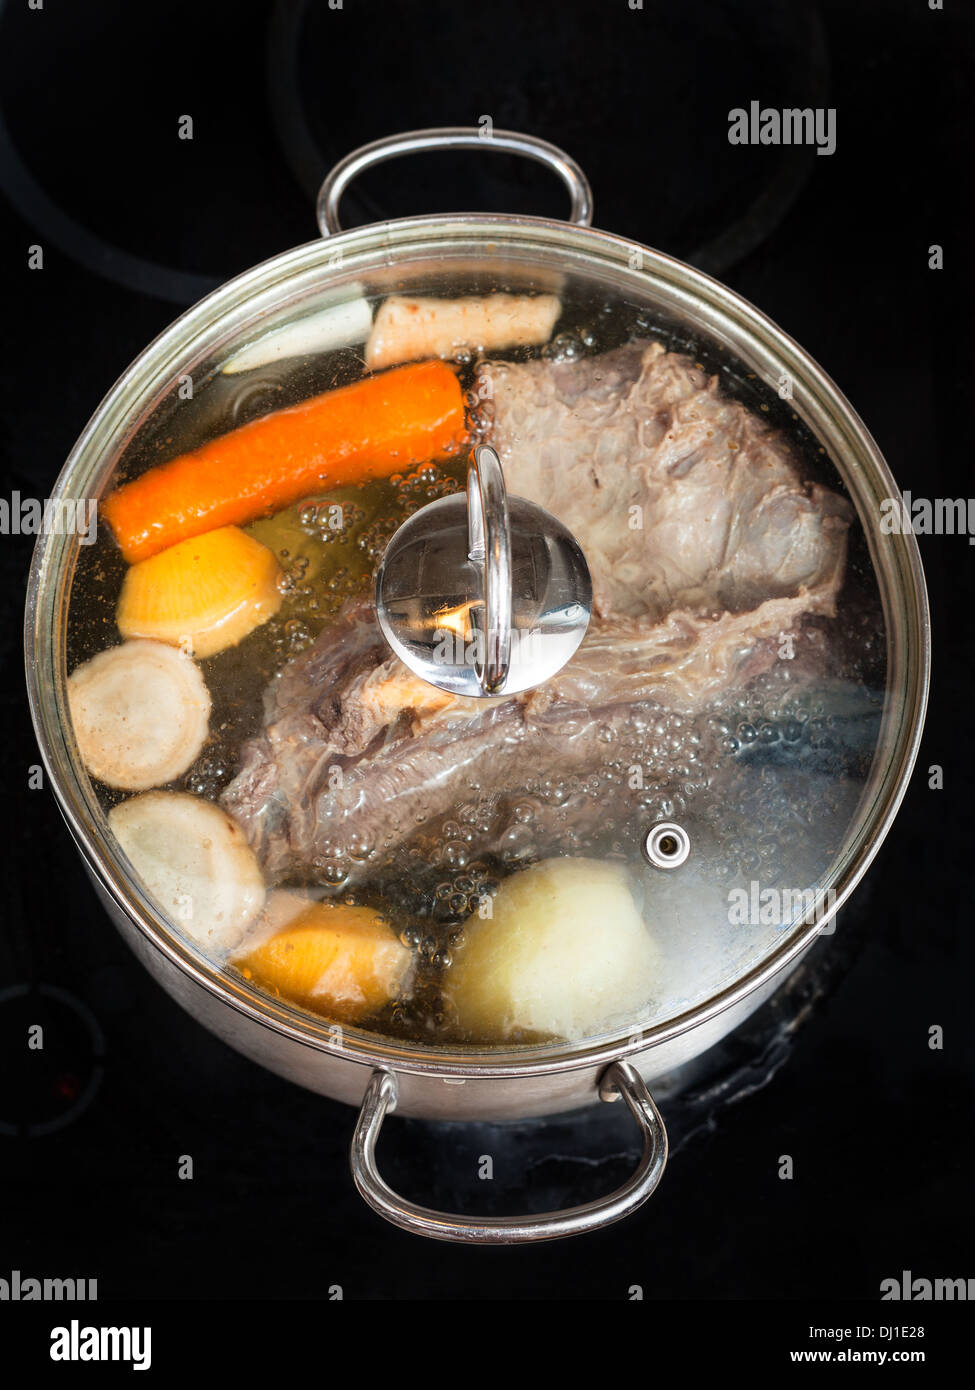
left=446, top=857, right=660, bottom=1042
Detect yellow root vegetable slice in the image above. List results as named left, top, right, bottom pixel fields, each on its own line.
left=116, top=526, right=282, bottom=659
left=234, top=891, right=412, bottom=1022
left=445, top=858, right=661, bottom=1043
left=109, top=792, right=265, bottom=952
left=68, top=639, right=210, bottom=791
left=365, top=293, right=562, bottom=370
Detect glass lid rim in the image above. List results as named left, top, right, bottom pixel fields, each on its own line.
left=24, top=212, right=931, bottom=1076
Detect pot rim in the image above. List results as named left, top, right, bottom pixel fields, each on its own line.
left=24, top=211, right=930, bottom=1079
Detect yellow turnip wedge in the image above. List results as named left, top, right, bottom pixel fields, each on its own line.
left=68, top=640, right=210, bottom=791
left=446, top=858, right=661, bottom=1043
left=116, top=526, right=282, bottom=659
left=233, top=890, right=412, bottom=1022
left=109, top=792, right=265, bottom=952
left=365, top=293, right=562, bottom=370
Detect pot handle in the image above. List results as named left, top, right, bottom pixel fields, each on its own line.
left=349, top=1059, right=668, bottom=1244
left=316, top=126, right=594, bottom=237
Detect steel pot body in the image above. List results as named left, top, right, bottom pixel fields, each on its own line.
left=83, top=853, right=792, bottom=1120
left=26, top=130, right=929, bottom=1239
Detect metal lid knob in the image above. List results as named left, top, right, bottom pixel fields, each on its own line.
left=376, top=445, right=592, bottom=698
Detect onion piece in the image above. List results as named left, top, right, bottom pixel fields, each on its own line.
left=446, top=857, right=661, bottom=1042
left=221, top=296, right=372, bottom=375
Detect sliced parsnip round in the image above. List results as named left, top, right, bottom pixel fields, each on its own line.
left=68, top=640, right=210, bottom=791
left=446, top=857, right=661, bottom=1043
left=109, top=792, right=265, bottom=953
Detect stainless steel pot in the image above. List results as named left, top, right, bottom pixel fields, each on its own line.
left=24, top=128, right=930, bottom=1243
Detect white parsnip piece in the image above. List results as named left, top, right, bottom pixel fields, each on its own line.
left=68, top=640, right=210, bottom=791
left=365, top=293, right=562, bottom=370
left=109, top=792, right=265, bottom=952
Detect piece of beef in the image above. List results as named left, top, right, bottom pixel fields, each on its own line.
left=480, top=341, right=850, bottom=622
left=222, top=342, right=853, bottom=886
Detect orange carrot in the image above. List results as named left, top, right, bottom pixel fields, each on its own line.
left=103, top=360, right=467, bottom=563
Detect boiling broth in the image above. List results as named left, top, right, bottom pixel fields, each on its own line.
left=65, top=281, right=887, bottom=1047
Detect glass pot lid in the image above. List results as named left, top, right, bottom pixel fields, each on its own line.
left=27, top=199, right=928, bottom=1067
